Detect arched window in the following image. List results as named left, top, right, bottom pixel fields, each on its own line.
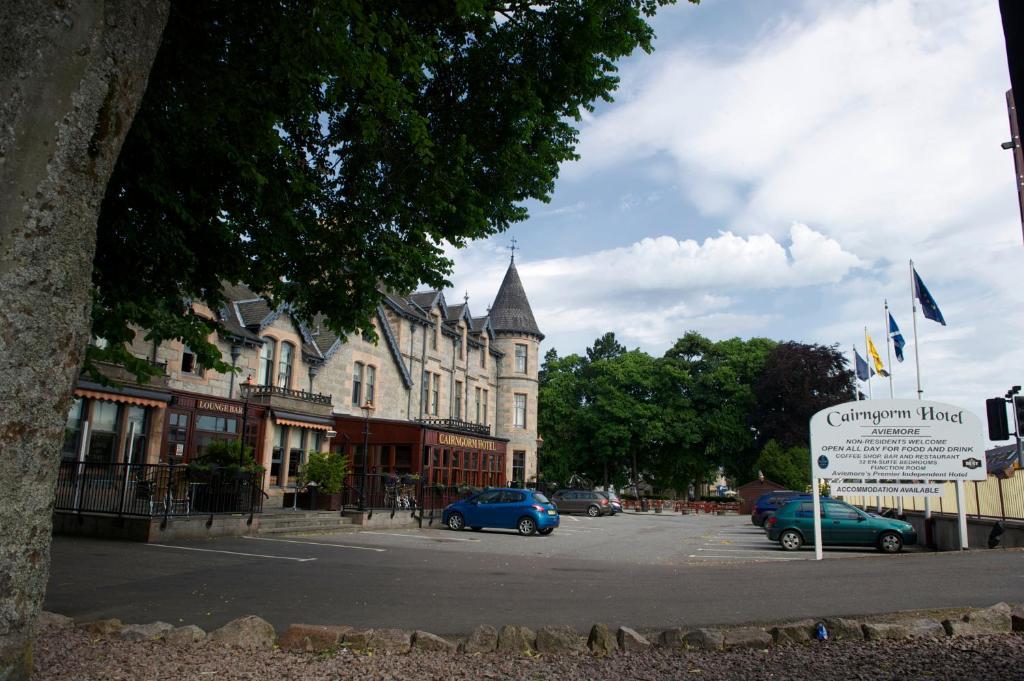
left=258, top=338, right=276, bottom=386
left=352, top=362, right=363, bottom=406
left=365, top=365, right=376, bottom=406
left=277, top=342, right=294, bottom=389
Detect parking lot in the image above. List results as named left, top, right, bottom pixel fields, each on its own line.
left=47, top=508, right=980, bottom=636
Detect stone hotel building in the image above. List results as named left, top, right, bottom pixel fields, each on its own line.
left=62, top=259, right=543, bottom=504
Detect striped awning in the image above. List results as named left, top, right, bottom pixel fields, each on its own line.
left=74, top=388, right=166, bottom=409
left=275, top=418, right=331, bottom=431
left=273, top=410, right=334, bottom=431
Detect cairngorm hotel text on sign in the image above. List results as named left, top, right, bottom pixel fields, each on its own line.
left=810, top=400, right=986, bottom=481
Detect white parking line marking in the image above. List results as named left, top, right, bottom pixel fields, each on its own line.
left=242, top=536, right=386, bottom=552
left=689, top=554, right=805, bottom=561
left=697, top=547, right=780, bottom=553
left=148, top=544, right=316, bottom=562
left=360, top=531, right=480, bottom=542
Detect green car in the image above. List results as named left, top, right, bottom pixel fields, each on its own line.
left=766, top=498, right=917, bottom=553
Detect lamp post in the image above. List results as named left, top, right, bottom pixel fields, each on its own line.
left=228, top=344, right=241, bottom=399
left=238, top=374, right=253, bottom=467
left=359, top=399, right=375, bottom=511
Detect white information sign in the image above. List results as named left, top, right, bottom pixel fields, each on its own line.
left=810, top=400, right=986, bottom=481
left=831, top=482, right=943, bottom=498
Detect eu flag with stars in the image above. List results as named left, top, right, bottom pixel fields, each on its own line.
left=888, top=312, right=905, bottom=362
left=913, top=268, right=946, bottom=326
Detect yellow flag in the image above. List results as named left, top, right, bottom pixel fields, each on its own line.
left=866, top=334, right=889, bottom=377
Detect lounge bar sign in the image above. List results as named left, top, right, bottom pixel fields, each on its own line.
left=197, top=399, right=243, bottom=416
left=810, top=400, right=986, bottom=481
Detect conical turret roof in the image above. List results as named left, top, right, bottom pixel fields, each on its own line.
left=489, top=260, right=543, bottom=340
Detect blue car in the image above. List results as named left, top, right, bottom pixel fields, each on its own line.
left=751, top=491, right=812, bottom=527
left=443, top=488, right=560, bottom=536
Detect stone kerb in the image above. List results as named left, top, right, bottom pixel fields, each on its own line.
left=41, top=602, right=1024, bottom=660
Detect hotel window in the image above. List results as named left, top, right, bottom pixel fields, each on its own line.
left=125, top=406, right=148, bottom=462
left=480, top=345, right=486, bottom=368
left=431, top=373, right=440, bottom=415
left=87, top=401, right=121, bottom=463
left=512, top=450, right=525, bottom=483
left=352, top=362, right=364, bottom=406
left=515, top=344, right=527, bottom=373
left=365, top=365, right=376, bottom=406
left=166, top=412, right=188, bottom=460
left=287, top=428, right=304, bottom=486
left=194, top=414, right=238, bottom=457
left=454, top=381, right=463, bottom=419
left=181, top=345, right=201, bottom=375
left=421, top=370, right=430, bottom=413
left=483, top=389, right=489, bottom=425
left=62, top=398, right=84, bottom=460
left=474, top=387, right=482, bottom=423
left=432, top=316, right=439, bottom=350
left=513, top=393, right=526, bottom=428
left=258, top=338, right=276, bottom=385
left=277, top=342, right=294, bottom=389
left=271, top=427, right=286, bottom=486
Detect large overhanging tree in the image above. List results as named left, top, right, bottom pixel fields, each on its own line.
left=0, top=2, right=685, bottom=677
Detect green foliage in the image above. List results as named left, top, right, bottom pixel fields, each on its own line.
left=540, top=330, right=852, bottom=496
left=300, top=451, right=349, bottom=494
left=188, top=439, right=262, bottom=474
left=754, top=440, right=810, bottom=491
left=88, top=0, right=688, bottom=381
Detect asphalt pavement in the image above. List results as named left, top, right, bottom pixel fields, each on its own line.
left=45, top=512, right=1024, bottom=634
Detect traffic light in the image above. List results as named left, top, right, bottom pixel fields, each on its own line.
left=1015, top=395, right=1024, bottom=435
left=987, top=398, right=1010, bottom=440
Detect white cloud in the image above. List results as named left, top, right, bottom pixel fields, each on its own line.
left=447, top=223, right=861, bottom=349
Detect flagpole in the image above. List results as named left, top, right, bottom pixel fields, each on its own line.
left=864, top=326, right=873, bottom=399
left=852, top=345, right=861, bottom=401
left=910, top=260, right=923, bottom=399
left=911, top=260, right=931, bottom=524
left=883, top=299, right=894, bottom=398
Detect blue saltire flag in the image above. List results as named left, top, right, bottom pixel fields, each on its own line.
left=913, top=268, right=946, bottom=326
left=888, top=312, right=905, bottom=362
left=854, top=349, right=874, bottom=382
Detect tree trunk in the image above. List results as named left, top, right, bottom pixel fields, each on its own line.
left=0, top=2, right=169, bottom=678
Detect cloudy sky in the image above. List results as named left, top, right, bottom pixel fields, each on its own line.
left=445, top=0, right=1023, bottom=423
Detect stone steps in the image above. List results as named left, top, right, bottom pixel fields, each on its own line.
left=256, top=511, right=356, bottom=535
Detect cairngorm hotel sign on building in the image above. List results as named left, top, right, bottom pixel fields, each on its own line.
left=808, top=399, right=985, bottom=559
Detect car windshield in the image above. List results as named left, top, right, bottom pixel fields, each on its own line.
left=532, top=492, right=550, bottom=504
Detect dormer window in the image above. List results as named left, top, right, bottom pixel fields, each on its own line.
left=277, top=342, right=294, bottom=389
left=258, top=338, right=276, bottom=385
left=365, top=365, right=376, bottom=406
left=352, top=362, right=364, bottom=406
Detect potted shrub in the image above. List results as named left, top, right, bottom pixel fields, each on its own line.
left=298, top=450, right=349, bottom=511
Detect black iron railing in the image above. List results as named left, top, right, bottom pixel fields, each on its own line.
left=338, top=473, right=482, bottom=514
left=415, top=418, right=490, bottom=436
left=245, top=384, right=332, bottom=405
left=53, top=461, right=265, bottom=519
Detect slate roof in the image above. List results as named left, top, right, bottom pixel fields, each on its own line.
left=488, top=260, right=543, bottom=339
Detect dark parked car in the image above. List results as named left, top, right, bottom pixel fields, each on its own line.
left=766, top=498, right=917, bottom=553
left=550, top=489, right=613, bottom=517
left=751, top=491, right=811, bottom=527
left=599, top=491, right=623, bottom=514
left=443, top=488, right=559, bottom=536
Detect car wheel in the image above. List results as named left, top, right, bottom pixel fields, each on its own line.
left=447, top=512, right=465, bottom=531
left=878, top=531, right=903, bottom=553
left=538, top=527, right=554, bottom=536
left=587, top=505, right=600, bottom=517
left=779, top=529, right=803, bottom=551
left=517, top=516, right=538, bottom=536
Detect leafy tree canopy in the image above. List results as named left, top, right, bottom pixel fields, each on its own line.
left=754, top=439, right=810, bottom=492
left=90, top=0, right=685, bottom=379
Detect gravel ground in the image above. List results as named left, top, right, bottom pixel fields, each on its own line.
left=32, top=628, right=1024, bottom=681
